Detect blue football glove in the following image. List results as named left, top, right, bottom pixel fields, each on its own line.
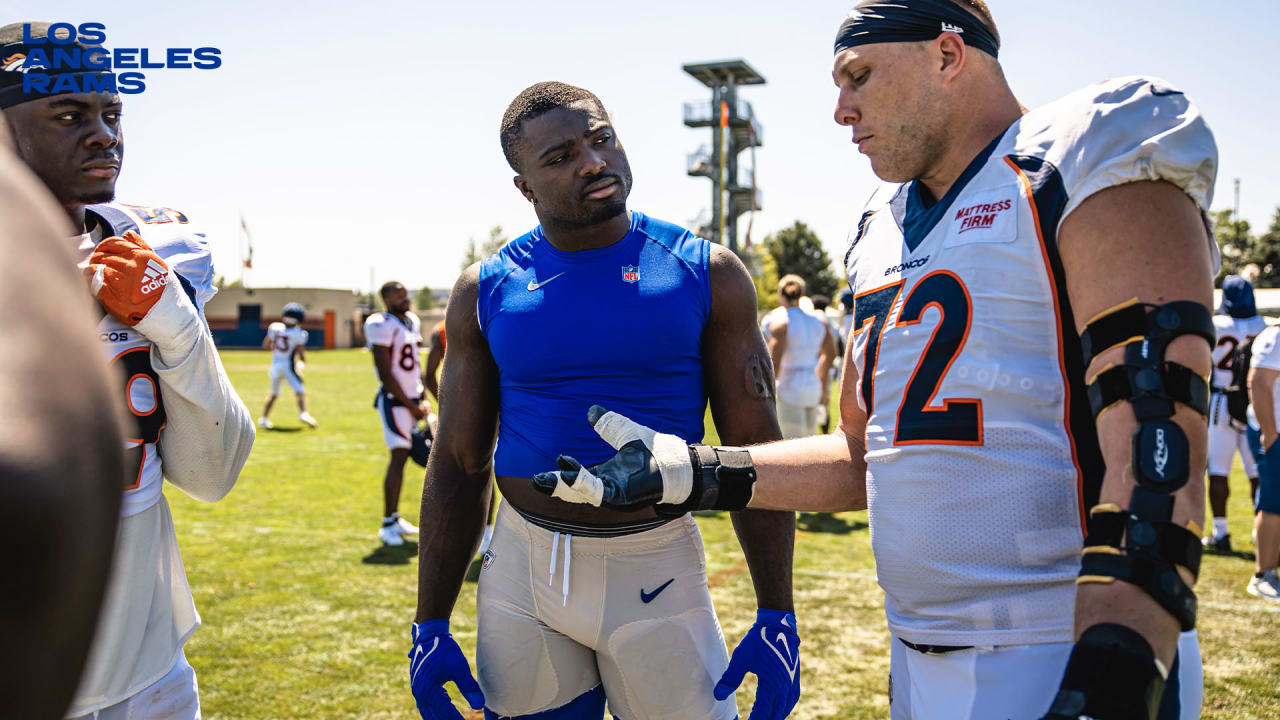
left=714, top=609, right=801, bottom=720
left=408, top=620, right=485, bottom=720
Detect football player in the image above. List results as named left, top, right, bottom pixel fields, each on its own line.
left=1, top=22, right=255, bottom=720
left=365, top=281, right=425, bottom=547
left=0, top=126, right=125, bottom=720
left=1246, top=325, right=1280, bottom=601
left=260, top=302, right=317, bottom=429
left=409, top=82, right=797, bottom=720
left=532, top=3, right=1216, bottom=718
left=1203, top=275, right=1266, bottom=550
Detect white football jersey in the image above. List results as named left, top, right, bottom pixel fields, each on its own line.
left=1211, top=314, right=1267, bottom=389
left=267, top=322, right=308, bottom=367
left=70, top=202, right=216, bottom=715
left=1251, top=325, right=1280, bottom=429
left=365, top=311, right=424, bottom=398
left=843, top=77, right=1217, bottom=646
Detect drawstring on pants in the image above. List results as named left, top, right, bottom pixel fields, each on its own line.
left=549, top=531, right=572, bottom=606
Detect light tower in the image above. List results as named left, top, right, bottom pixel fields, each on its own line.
left=682, top=59, right=764, bottom=253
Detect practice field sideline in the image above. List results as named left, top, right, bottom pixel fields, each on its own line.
left=167, top=349, right=1280, bottom=718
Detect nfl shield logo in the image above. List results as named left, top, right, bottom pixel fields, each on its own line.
left=621, top=265, right=640, bottom=283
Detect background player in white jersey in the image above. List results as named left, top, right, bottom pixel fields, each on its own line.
left=533, top=2, right=1217, bottom=718
left=259, top=302, right=318, bottom=429
left=1, top=22, right=255, bottom=720
left=1246, top=326, right=1280, bottom=601
left=1204, top=275, right=1267, bottom=550
left=762, top=274, right=837, bottom=438
left=365, top=281, right=426, bottom=547
left=0, top=129, right=127, bottom=720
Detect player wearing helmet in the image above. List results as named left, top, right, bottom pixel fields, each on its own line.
left=260, top=302, right=317, bottom=429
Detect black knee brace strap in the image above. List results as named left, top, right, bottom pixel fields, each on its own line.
left=1043, top=623, right=1165, bottom=720
left=1077, top=300, right=1213, bottom=632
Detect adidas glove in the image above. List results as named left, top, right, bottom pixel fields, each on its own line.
left=408, top=620, right=485, bottom=720
left=530, top=405, right=757, bottom=516
left=88, top=231, right=202, bottom=354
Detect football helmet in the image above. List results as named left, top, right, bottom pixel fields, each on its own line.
left=282, top=302, right=305, bottom=325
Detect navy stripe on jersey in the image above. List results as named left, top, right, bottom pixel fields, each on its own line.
left=1005, top=154, right=1107, bottom=521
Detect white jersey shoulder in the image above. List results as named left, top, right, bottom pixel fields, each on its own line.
left=93, top=201, right=218, bottom=312
left=1252, top=324, right=1280, bottom=371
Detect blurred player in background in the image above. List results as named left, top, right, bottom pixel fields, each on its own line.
left=1, top=22, right=255, bottom=720
left=365, top=281, right=425, bottom=547
left=761, top=274, right=837, bottom=439
left=1204, top=275, right=1266, bottom=551
left=0, top=121, right=126, bottom=720
left=534, top=2, right=1218, bottom=717
left=410, top=82, right=796, bottom=720
left=260, top=302, right=318, bottom=429
left=1246, top=325, right=1280, bottom=601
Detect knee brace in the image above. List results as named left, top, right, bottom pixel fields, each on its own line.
left=1077, top=300, right=1214, bottom=631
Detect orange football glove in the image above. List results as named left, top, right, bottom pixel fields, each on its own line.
left=87, top=231, right=172, bottom=326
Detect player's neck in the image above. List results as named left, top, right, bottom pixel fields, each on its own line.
left=538, top=210, right=632, bottom=253
left=65, top=203, right=88, bottom=233
left=917, top=87, right=1023, bottom=203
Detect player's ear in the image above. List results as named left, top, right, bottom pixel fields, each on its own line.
left=513, top=175, right=536, bottom=205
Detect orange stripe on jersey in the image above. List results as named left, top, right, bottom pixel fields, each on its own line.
left=1005, top=156, right=1087, bottom=536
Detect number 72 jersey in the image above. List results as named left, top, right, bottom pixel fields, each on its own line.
left=842, top=76, right=1218, bottom=647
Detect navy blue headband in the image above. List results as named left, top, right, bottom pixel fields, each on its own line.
left=835, top=0, right=999, bottom=58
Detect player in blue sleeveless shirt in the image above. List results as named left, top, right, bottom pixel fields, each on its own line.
left=409, top=82, right=798, bottom=720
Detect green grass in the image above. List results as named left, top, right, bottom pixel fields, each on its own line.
left=171, top=349, right=1280, bottom=718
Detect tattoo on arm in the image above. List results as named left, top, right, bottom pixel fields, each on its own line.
left=746, top=352, right=774, bottom=400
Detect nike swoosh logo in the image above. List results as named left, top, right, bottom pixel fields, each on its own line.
left=640, top=578, right=675, bottom=603
left=410, top=637, right=438, bottom=683
left=527, top=272, right=566, bottom=291
left=762, top=627, right=799, bottom=681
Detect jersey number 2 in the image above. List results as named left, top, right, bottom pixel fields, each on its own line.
left=854, top=270, right=983, bottom=445
left=112, top=347, right=168, bottom=489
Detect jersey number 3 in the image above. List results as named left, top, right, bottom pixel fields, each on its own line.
left=112, top=347, right=168, bottom=489
left=854, top=270, right=983, bottom=445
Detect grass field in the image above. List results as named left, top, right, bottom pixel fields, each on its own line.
left=169, top=348, right=1280, bottom=718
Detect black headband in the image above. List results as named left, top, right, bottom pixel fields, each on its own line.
left=835, top=0, right=999, bottom=58
left=0, top=40, right=112, bottom=108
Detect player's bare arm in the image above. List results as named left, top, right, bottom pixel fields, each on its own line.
left=373, top=344, right=424, bottom=420
left=1059, top=180, right=1212, bottom=669
left=767, top=314, right=787, bottom=384
left=703, top=245, right=794, bottom=612
left=817, top=323, right=837, bottom=406
left=415, top=264, right=499, bottom=622
left=534, top=317, right=869, bottom=514
left=425, top=331, right=444, bottom=403
left=1252, top=366, right=1279, bottom=449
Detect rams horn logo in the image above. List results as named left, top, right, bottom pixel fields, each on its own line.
left=1, top=53, right=30, bottom=73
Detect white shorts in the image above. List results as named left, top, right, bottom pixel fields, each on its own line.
left=776, top=398, right=818, bottom=439
left=374, top=392, right=414, bottom=451
left=1208, top=393, right=1256, bottom=477
left=68, top=651, right=200, bottom=720
left=475, top=504, right=736, bottom=720
left=888, top=630, right=1201, bottom=720
left=268, top=363, right=304, bottom=395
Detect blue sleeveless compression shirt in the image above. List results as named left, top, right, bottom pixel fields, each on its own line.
left=478, top=211, right=711, bottom=478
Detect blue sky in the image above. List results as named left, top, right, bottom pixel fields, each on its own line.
left=8, top=1, right=1278, bottom=293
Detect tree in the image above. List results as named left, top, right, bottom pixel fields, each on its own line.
left=763, top=221, right=841, bottom=300
left=1212, top=208, right=1254, bottom=286
left=1251, top=208, right=1280, bottom=288
left=742, top=244, right=779, bottom=311
left=460, top=225, right=511, bottom=270
left=415, top=286, right=436, bottom=310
